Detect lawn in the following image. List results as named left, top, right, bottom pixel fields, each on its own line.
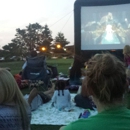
left=0, top=58, right=73, bottom=130
left=0, top=58, right=73, bottom=75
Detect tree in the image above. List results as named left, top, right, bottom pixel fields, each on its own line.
left=2, top=23, right=53, bottom=58
left=42, top=25, right=52, bottom=39
left=37, top=24, right=53, bottom=54
left=15, top=23, right=53, bottom=52
left=51, top=32, right=70, bottom=54
left=54, top=32, right=70, bottom=47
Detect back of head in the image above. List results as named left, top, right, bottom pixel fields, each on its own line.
left=55, top=80, right=66, bottom=96
left=86, top=53, right=126, bottom=104
left=123, top=45, right=130, bottom=55
left=30, top=50, right=37, bottom=57
left=0, top=68, right=30, bottom=129
left=55, top=80, right=66, bottom=90
left=0, top=68, right=20, bottom=103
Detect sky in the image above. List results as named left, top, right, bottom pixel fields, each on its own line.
left=0, top=0, right=76, bottom=48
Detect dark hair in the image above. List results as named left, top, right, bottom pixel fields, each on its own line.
left=86, top=53, right=126, bottom=104
left=55, top=80, right=66, bottom=96
left=69, top=56, right=83, bottom=80
left=30, top=51, right=37, bottom=57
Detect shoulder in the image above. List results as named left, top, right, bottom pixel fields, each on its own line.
left=64, top=107, right=130, bottom=130
left=53, top=90, right=58, bottom=95
left=64, top=89, right=70, bottom=93
left=0, top=105, right=17, bottom=115
left=63, top=118, right=95, bottom=130
left=63, top=113, right=109, bottom=130
left=54, top=90, right=58, bottom=93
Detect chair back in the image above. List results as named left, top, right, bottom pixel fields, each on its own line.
left=22, top=56, right=47, bottom=81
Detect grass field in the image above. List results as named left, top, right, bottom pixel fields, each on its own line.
left=0, top=58, right=73, bottom=75
left=0, top=58, right=73, bottom=130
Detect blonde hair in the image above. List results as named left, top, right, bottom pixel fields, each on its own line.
left=123, top=45, right=130, bottom=55
left=0, top=68, right=30, bottom=129
left=126, top=68, right=130, bottom=79
left=86, top=53, right=126, bottom=104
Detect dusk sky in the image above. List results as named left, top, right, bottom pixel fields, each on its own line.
left=0, top=0, right=76, bottom=48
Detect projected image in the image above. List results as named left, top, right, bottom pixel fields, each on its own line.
left=81, top=4, right=130, bottom=50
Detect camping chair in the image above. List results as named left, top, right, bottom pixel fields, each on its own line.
left=22, top=55, right=51, bottom=90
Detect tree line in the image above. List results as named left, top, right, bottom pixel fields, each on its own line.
left=0, top=23, right=70, bottom=59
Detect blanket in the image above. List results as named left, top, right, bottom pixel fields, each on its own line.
left=31, top=94, right=97, bottom=125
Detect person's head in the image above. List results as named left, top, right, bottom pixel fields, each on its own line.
left=123, top=45, right=130, bottom=57
left=55, top=80, right=66, bottom=90
left=86, top=53, right=126, bottom=106
left=0, top=68, right=23, bottom=104
left=0, top=68, right=30, bottom=129
left=55, top=80, right=66, bottom=96
left=30, top=50, right=37, bottom=57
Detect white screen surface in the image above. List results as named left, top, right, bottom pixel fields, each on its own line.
left=81, top=4, right=130, bottom=50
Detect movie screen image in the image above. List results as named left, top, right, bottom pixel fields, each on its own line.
left=81, top=4, right=130, bottom=50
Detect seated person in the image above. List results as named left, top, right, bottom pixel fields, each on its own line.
left=60, top=53, right=130, bottom=130
left=74, top=53, right=102, bottom=109
left=22, top=50, right=38, bottom=70
left=0, top=68, right=31, bottom=130
left=74, top=78, right=96, bottom=110
left=24, top=83, right=55, bottom=111
left=125, top=68, right=130, bottom=109
left=22, top=50, right=49, bottom=74
left=22, top=50, right=51, bottom=87
left=22, top=50, right=50, bottom=73
left=52, top=80, right=71, bottom=111
left=69, top=57, right=82, bottom=85
left=123, top=45, right=130, bottom=68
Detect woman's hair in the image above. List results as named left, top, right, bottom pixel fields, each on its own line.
left=123, top=45, right=130, bottom=55
left=81, top=54, right=103, bottom=97
left=55, top=80, right=66, bottom=96
left=0, top=68, right=30, bottom=129
left=86, top=53, right=126, bottom=104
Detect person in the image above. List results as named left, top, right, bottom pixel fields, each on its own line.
left=60, top=53, right=130, bottom=130
left=74, top=54, right=102, bottom=109
left=22, top=50, right=38, bottom=70
left=123, top=45, right=130, bottom=68
left=74, top=78, right=96, bottom=110
left=0, top=68, right=31, bottom=130
left=24, top=84, right=55, bottom=111
left=52, top=80, right=71, bottom=111
left=22, top=50, right=49, bottom=74
left=69, top=56, right=83, bottom=85
left=125, top=68, right=130, bottom=109
left=22, top=50, right=52, bottom=88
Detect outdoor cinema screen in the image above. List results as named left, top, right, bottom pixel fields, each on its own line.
left=81, top=4, right=130, bottom=50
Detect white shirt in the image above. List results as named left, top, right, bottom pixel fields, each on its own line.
left=52, top=89, right=71, bottom=110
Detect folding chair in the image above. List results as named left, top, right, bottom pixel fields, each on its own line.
left=22, top=56, right=51, bottom=90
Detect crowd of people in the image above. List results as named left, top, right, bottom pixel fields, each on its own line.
left=0, top=47, right=130, bottom=129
